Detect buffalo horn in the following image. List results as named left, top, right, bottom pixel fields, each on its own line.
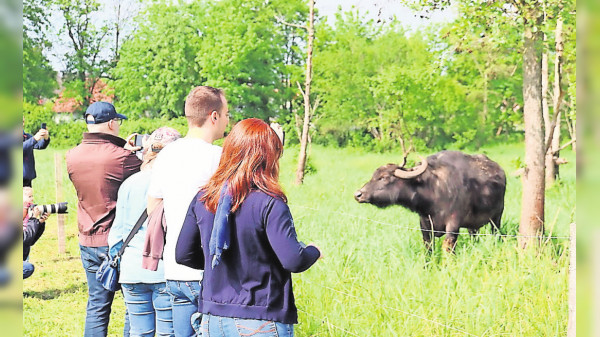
left=394, top=156, right=428, bottom=179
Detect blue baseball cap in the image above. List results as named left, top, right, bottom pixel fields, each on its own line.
left=85, top=102, right=127, bottom=124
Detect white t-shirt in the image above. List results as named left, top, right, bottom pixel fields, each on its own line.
left=148, top=137, right=222, bottom=281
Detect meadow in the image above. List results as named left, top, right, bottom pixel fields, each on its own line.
left=23, top=142, right=575, bottom=336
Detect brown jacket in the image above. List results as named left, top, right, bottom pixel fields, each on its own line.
left=142, top=200, right=166, bottom=271
left=66, top=132, right=141, bottom=247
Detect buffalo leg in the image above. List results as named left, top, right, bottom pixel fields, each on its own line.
left=420, top=217, right=434, bottom=252
left=490, top=210, right=503, bottom=234
left=443, top=222, right=460, bottom=253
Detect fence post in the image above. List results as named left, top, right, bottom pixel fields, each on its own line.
left=54, top=153, right=66, bottom=254
left=567, top=222, right=575, bottom=337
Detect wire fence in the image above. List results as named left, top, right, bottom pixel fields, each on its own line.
left=291, top=204, right=571, bottom=240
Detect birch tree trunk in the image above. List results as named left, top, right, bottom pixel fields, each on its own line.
left=519, top=18, right=546, bottom=248
left=295, top=0, right=315, bottom=185
left=548, top=17, right=564, bottom=184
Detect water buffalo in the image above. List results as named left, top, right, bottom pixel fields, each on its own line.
left=354, top=151, right=506, bottom=252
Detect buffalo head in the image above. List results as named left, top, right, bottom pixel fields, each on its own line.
left=354, top=157, right=428, bottom=208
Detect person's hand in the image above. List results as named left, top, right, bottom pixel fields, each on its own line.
left=33, top=129, right=48, bottom=141
left=30, top=205, right=47, bottom=220
left=28, top=206, right=39, bottom=219
left=309, top=243, right=323, bottom=260
left=124, top=133, right=142, bottom=152
left=38, top=211, right=49, bottom=223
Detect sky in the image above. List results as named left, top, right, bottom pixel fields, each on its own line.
left=315, top=0, right=456, bottom=27
left=45, top=0, right=457, bottom=72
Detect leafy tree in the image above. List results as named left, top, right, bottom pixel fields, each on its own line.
left=23, top=0, right=57, bottom=102
left=112, top=0, right=204, bottom=118
left=113, top=0, right=307, bottom=119
left=312, top=12, right=470, bottom=150
left=198, top=0, right=306, bottom=120
left=438, top=4, right=524, bottom=145
left=52, top=0, right=115, bottom=111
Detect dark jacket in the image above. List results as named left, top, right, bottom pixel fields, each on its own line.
left=0, top=133, right=18, bottom=186
left=176, top=190, right=320, bottom=324
left=23, top=132, right=50, bottom=181
left=66, top=132, right=141, bottom=247
left=23, top=217, right=45, bottom=260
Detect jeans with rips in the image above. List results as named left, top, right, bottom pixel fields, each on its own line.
left=165, top=280, right=201, bottom=337
left=201, top=314, right=294, bottom=337
left=80, top=245, right=130, bottom=337
left=121, top=282, right=174, bottom=337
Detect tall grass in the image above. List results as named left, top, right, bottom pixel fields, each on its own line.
left=24, top=143, right=574, bottom=336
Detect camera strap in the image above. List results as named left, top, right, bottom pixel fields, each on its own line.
left=117, top=210, right=148, bottom=259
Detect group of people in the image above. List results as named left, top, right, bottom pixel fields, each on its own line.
left=22, top=116, right=51, bottom=280
left=63, top=86, right=322, bottom=337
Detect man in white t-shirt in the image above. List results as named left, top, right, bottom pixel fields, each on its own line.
left=147, top=86, right=229, bottom=337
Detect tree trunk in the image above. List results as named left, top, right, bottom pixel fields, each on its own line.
left=518, top=19, right=545, bottom=248
left=542, top=38, right=554, bottom=185
left=549, top=17, right=564, bottom=183
left=295, top=0, right=315, bottom=185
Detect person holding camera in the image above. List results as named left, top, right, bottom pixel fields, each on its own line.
left=108, top=127, right=181, bottom=337
left=66, top=101, right=141, bottom=337
left=23, top=116, right=50, bottom=187
left=23, top=204, right=49, bottom=279
left=175, top=118, right=322, bottom=337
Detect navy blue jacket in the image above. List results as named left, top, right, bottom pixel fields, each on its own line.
left=23, top=132, right=50, bottom=181
left=176, top=190, right=320, bottom=324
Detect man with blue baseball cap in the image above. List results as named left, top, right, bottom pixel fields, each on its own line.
left=84, top=101, right=129, bottom=124
left=66, top=101, right=141, bottom=336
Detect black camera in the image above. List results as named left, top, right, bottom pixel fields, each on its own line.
left=31, top=202, right=68, bottom=214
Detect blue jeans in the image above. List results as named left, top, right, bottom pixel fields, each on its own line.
left=80, top=245, right=130, bottom=337
left=201, top=314, right=294, bottom=337
left=121, top=283, right=174, bottom=337
left=23, top=261, right=35, bottom=279
left=165, top=280, right=201, bottom=337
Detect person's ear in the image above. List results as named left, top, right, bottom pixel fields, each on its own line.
left=212, top=111, right=218, bottom=122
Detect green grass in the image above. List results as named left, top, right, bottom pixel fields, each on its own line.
left=24, top=143, right=574, bottom=336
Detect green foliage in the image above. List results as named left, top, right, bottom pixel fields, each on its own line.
left=112, top=0, right=204, bottom=118
left=312, top=13, right=475, bottom=151
left=23, top=101, right=55, bottom=135
left=198, top=0, right=304, bottom=120
left=23, top=0, right=57, bottom=103
left=113, top=0, right=307, bottom=120
left=23, top=37, right=57, bottom=103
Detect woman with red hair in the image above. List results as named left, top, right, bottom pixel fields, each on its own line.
left=176, top=118, right=321, bottom=337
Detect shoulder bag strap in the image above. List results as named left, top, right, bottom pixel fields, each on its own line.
left=117, top=210, right=148, bottom=258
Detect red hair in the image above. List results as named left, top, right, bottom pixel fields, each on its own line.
left=201, top=118, right=286, bottom=213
